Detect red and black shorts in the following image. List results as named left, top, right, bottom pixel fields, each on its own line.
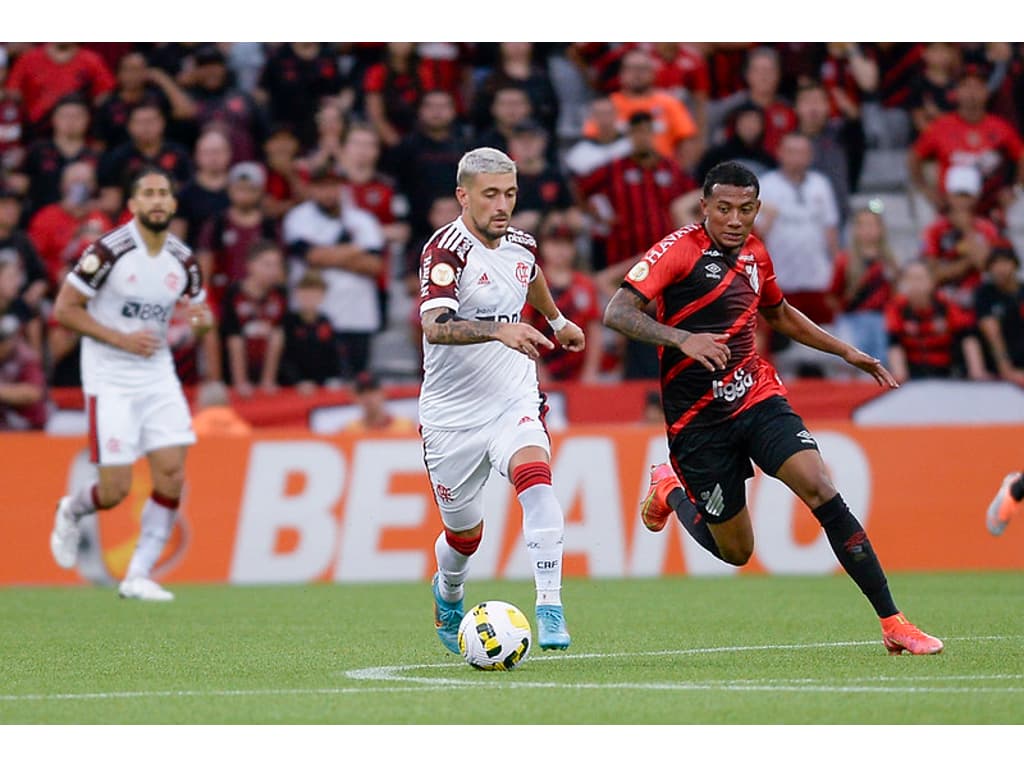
left=668, top=396, right=818, bottom=523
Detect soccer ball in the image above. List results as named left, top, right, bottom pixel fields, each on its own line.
left=457, top=600, right=532, bottom=671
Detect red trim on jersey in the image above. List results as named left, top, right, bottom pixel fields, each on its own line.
left=661, top=294, right=761, bottom=386
left=87, top=395, right=98, bottom=463
left=666, top=351, right=759, bottom=440
left=512, top=461, right=552, bottom=494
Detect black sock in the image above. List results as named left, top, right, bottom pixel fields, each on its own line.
left=812, top=494, right=898, bottom=618
left=668, top=487, right=722, bottom=559
left=1011, top=473, right=1024, bottom=502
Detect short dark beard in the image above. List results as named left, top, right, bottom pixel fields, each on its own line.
left=137, top=211, right=171, bottom=233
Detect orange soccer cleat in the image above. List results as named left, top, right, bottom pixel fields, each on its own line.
left=880, top=613, right=944, bottom=656
left=986, top=472, right=1022, bottom=536
left=640, top=463, right=683, bottom=532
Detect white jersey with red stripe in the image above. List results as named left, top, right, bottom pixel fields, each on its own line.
left=418, top=216, right=541, bottom=430
left=66, top=220, right=205, bottom=392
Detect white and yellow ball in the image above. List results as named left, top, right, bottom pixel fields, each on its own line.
left=457, top=600, right=532, bottom=671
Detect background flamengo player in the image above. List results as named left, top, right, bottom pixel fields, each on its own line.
left=48, top=165, right=214, bottom=602
left=418, top=147, right=585, bottom=654
left=603, top=160, right=944, bottom=656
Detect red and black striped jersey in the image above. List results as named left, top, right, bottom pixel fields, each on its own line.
left=885, top=293, right=974, bottom=375
left=622, top=223, right=787, bottom=435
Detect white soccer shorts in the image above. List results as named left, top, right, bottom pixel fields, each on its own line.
left=86, top=384, right=196, bottom=465
left=421, top=395, right=550, bottom=532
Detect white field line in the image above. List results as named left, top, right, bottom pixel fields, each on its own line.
left=1, top=636, right=1021, bottom=704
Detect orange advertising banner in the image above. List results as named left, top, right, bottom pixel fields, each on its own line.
left=1, top=423, right=1022, bottom=587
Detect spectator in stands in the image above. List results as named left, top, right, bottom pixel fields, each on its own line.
left=300, top=101, right=349, bottom=177
left=710, top=47, right=796, bottom=157
left=506, top=119, right=576, bottom=235
left=342, top=370, right=416, bottom=434
left=97, top=101, right=192, bottom=219
left=338, top=122, right=409, bottom=329
left=644, top=42, right=711, bottom=148
left=258, top=43, right=353, bottom=150
left=921, top=164, right=1003, bottom=312
left=473, top=85, right=536, bottom=159
left=13, top=95, right=98, bottom=217
left=818, top=43, right=879, bottom=124
left=827, top=207, right=899, bottom=366
left=172, top=128, right=231, bottom=245
left=0, top=48, right=26, bottom=177
left=471, top=42, right=559, bottom=137
left=522, top=218, right=604, bottom=384
left=909, top=62, right=1024, bottom=229
left=795, top=79, right=865, bottom=225
left=695, top=101, right=777, bottom=184
left=196, top=161, right=279, bottom=313
left=220, top=239, right=287, bottom=398
left=757, top=132, right=841, bottom=377
left=0, top=251, right=42, bottom=355
left=602, top=48, right=700, bottom=170
left=907, top=42, right=962, bottom=137
left=886, top=259, right=988, bottom=383
left=575, top=110, right=697, bottom=298
left=280, top=268, right=342, bottom=393
left=363, top=42, right=435, bottom=149
left=757, top=132, right=840, bottom=325
left=282, top=162, right=385, bottom=380
left=0, top=313, right=49, bottom=430
left=0, top=185, right=48, bottom=312
left=4, top=43, right=115, bottom=141
left=92, top=50, right=196, bottom=153
left=384, top=89, right=466, bottom=243
left=975, top=245, right=1024, bottom=386
left=261, top=124, right=302, bottom=221
left=184, top=45, right=266, bottom=165
left=28, top=161, right=112, bottom=289
left=564, top=96, right=631, bottom=179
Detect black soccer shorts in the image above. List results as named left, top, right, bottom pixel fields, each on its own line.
left=668, top=395, right=819, bottom=523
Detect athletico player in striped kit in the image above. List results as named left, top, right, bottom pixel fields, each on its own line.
left=418, top=147, right=585, bottom=653
left=604, top=161, right=943, bottom=655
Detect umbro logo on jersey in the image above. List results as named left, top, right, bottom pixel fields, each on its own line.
left=705, top=262, right=722, bottom=280
left=478, top=272, right=490, bottom=285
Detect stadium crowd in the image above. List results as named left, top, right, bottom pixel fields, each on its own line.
left=2, top=41, right=1024, bottom=430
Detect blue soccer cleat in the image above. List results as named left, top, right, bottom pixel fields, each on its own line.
left=536, top=604, right=571, bottom=651
left=432, top=573, right=463, bottom=654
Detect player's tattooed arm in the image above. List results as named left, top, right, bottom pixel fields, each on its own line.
left=421, top=307, right=503, bottom=345
left=604, top=287, right=730, bottom=372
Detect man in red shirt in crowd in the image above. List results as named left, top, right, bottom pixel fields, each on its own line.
left=909, top=63, right=1024, bottom=229
left=0, top=313, right=49, bottom=430
left=27, top=161, right=111, bottom=289
left=574, top=111, right=697, bottom=297
left=603, top=160, right=943, bottom=656
left=886, top=259, right=988, bottom=383
left=920, top=164, right=1003, bottom=312
left=4, top=43, right=115, bottom=140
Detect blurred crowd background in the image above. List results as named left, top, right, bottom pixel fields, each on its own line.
left=2, top=41, right=1024, bottom=431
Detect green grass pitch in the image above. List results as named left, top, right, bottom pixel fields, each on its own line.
left=1, top=572, right=1022, bottom=727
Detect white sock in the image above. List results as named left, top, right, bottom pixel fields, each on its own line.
left=125, top=496, right=177, bottom=581
left=434, top=532, right=471, bottom=603
left=67, top=484, right=98, bottom=519
left=519, top=483, right=564, bottom=606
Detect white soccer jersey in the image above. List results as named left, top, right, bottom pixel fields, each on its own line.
left=418, top=216, right=543, bottom=430
left=67, top=220, right=205, bottom=392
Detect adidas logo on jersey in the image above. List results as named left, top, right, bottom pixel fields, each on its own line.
left=478, top=272, right=490, bottom=285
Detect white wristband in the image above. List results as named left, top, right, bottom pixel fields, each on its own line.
left=547, top=313, right=568, bottom=332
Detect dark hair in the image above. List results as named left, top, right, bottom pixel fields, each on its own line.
left=702, top=161, right=760, bottom=198
left=628, top=110, right=654, bottom=127
left=129, top=165, right=176, bottom=198
left=247, top=238, right=282, bottom=262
